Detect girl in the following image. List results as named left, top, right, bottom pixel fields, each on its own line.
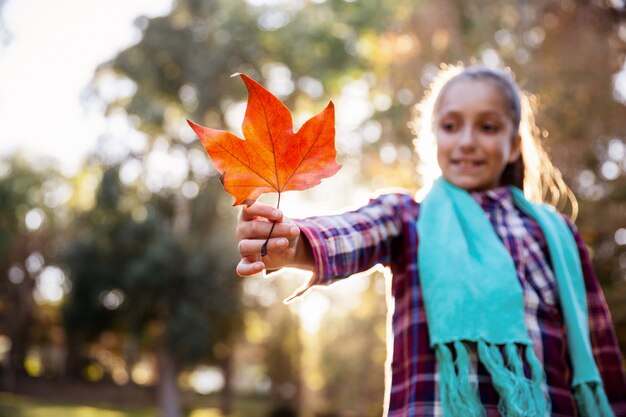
left=235, top=65, right=626, bottom=416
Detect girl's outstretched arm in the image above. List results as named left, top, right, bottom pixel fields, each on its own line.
left=284, top=193, right=416, bottom=301
left=235, top=201, right=314, bottom=277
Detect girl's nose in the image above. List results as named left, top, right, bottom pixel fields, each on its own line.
left=458, top=126, right=476, bottom=150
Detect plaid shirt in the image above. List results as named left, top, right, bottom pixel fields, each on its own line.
left=293, top=188, right=626, bottom=417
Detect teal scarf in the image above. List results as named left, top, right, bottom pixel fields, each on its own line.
left=417, top=178, right=614, bottom=417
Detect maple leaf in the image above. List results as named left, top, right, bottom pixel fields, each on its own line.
left=187, top=74, right=340, bottom=208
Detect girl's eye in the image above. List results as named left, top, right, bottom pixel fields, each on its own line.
left=482, top=123, right=499, bottom=133
left=441, top=121, right=456, bottom=131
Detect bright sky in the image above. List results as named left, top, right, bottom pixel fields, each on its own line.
left=0, top=0, right=172, bottom=175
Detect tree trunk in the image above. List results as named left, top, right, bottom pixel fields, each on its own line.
left=156, top=345, right=182, bottom=417
left=219, top=352, right=234, bottom=416
left=63, top=333, right=83, bottom=380
left=5, top=275, right=36, bottom=390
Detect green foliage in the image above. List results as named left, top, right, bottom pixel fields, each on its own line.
left=0, top=158, right=67, bottom=377
left=63, top=165, right=241, bottom=367
left=0, top=160, right=56, bottom=263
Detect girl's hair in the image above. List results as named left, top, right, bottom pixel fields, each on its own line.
left=411, top=63, right=578, bottom=218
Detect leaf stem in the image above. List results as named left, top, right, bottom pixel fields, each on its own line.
left=261, top=192, right=281, bottom=257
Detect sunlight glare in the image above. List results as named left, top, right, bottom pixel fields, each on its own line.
left=0, top=0, right=173, bottom=174
left=296, top=291, right=330, bottom=333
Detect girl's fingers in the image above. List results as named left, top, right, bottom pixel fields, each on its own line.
left=236, top=203, right=299, bottom=276
left=236, top=258, right=265, bottom=277
left=239, top=237, right=289, bottom=257
left=240, top=202, right=282, bottom=222
left=237, top=221, right=300, bottom=240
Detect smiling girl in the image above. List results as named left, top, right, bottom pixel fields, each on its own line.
left=235, top=65, right=626, bottom=416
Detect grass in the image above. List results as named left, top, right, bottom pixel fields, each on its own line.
left=0, top=393, right=156, bottom=417
left=0, top=392, right=271, bottom=417
left=0, top=393, right=155, bottom=417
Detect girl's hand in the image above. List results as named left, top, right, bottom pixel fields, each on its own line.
left=235, top=201, right=302, bottom=277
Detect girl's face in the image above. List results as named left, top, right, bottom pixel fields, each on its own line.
left=434, top=78, right=521, bottom=191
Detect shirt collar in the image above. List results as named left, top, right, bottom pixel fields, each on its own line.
left=470, top=186, right=516, bottom=211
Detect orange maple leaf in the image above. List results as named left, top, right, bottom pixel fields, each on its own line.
left=187, top=74, right=341, bottom=207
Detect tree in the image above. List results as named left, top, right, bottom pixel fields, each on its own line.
left=0, top=157, right=69, bottom=388
left=63, top=164, right=241, bottom=417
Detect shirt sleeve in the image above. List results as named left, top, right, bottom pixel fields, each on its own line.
left=564, top=216, right=626, bottom=412
left=284, top=193, right=412, bottom=302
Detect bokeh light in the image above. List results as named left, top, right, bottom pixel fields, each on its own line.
left=190, top=366, right=225, bottom=394
left=34, top=266, right=69, bottom=305
left=24, top=208, right=44, bottom=231
left=131, top=361, right=155, bottom=386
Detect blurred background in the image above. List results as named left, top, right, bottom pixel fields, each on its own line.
left=1, top=0, right=625, bottom=416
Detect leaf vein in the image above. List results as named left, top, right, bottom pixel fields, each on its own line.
left=215, top=141, right=276, bottom=189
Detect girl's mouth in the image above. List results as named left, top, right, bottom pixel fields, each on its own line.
left=451, top=159, right=486, bottom=168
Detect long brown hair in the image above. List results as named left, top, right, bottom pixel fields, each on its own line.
left=411, top=63, right=578, bottom=218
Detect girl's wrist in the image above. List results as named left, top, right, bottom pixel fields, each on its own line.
left=290, top=233, right=315, bottom=271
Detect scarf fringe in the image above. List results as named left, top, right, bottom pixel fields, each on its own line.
left=435, top=343, right=485, bottom=417
left=477, top=341, right=547, bottom=417
left=436, top=341, right=551, bottom=417
left=523, top=344, right=550, bottom=416
left=573, top=381, right=615, bottom=417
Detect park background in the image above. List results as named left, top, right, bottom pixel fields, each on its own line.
left=1, top=0, right=626, bottom=416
